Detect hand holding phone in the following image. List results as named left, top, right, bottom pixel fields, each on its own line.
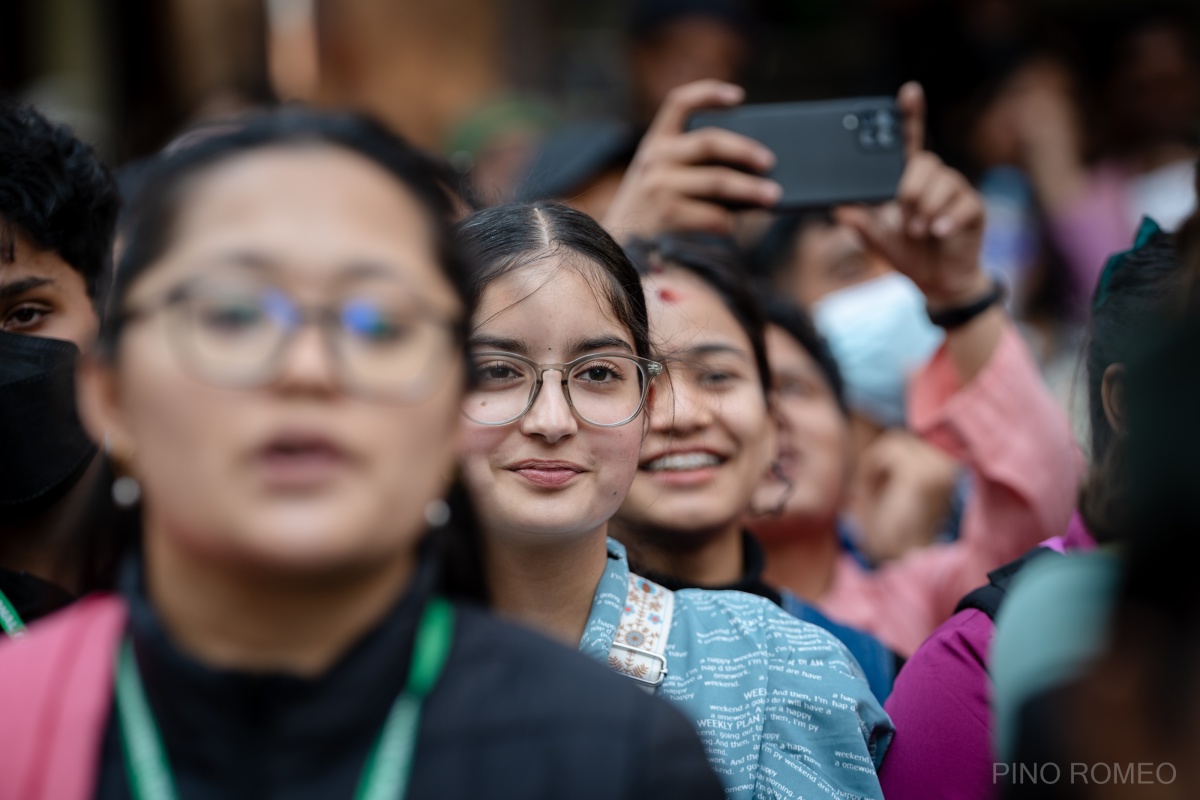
left=602, top=80, right=784, bottom=242
left=834, top=83, right=990, bottom=313
left=686, top=97, right=907, bottom=210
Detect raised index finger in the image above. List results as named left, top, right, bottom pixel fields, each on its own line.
left=897, top=81, right=926, bottom=158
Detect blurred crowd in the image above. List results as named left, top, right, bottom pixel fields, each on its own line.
left=2, top=1, right=1200, bottom=799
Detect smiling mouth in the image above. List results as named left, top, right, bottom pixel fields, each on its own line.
left=640, top=452, right=725, bottom=472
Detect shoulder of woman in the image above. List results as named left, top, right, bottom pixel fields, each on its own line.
left=0, top=593, right=127, bottom=793
left=673, top=589, right=862, bottom=666
left=445, top=602, right=675, bottom=718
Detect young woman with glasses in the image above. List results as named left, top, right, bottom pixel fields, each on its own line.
left=456, top=201, right=892, bottom=800
left=0, top=110, right=723, bottom=800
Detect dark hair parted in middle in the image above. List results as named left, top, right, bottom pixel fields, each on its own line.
left=625, top=233, right=771, bottom=397
left=454, top=201, right=653, bottom=361
left=107, top=108, right=472, bottom=356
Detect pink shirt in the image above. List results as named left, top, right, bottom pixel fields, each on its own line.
left=817, top=324, right=1084, bottom=657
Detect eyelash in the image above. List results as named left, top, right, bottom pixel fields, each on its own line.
left=696, top=368, right=744, bottom=389
left=2, top=303, right=51, bottom=330
left=574, top=359, right=625, bottom=382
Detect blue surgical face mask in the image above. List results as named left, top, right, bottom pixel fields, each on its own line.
left=811, top=272, right=944, bottom=429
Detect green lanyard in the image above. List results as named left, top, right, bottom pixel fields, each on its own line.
left=0, top=586, right=27, bottom=639
left=115, top=596, right=455, bottom=800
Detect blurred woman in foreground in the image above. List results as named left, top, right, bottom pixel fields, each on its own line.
left=0, top=109, right=721, bottom=800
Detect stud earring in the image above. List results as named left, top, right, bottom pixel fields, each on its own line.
left=424, top=498, right=451, bottom=528
left=112, top=475, right=142, bottom=508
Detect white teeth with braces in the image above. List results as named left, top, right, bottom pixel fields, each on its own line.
left=644, top=452, right=722, bottom=471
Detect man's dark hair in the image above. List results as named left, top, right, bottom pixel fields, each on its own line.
left=0, top=99, right=119, bottom=305
left=747, top=210, right=835, bottom=290
left=628, top=0, right=760, bottom=45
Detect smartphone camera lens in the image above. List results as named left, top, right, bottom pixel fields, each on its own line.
left=874, top=110, right=897, bottom=149
left=854, top=109, right=898, bottom=152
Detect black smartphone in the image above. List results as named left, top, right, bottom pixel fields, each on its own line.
left=686, top=97, right=905, bottom=210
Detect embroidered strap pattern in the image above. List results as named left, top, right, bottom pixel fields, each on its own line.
left=607, top=573, right=674, bottom=692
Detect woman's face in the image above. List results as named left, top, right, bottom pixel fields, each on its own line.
left=80, top=146, right=464, bottom=573
left=621, top=267, right=774, bottom=537
left=752, top=324, right=850, bottom=537
left=459, top=260, right=646, bottom=541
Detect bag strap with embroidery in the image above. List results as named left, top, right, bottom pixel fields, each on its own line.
left=607, top=573, right=674, bottom=692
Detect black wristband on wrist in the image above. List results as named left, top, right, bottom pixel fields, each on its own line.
left=926, top=281, right=1005, bottom=329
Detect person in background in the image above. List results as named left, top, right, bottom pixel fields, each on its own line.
left=878, top=195, right=1200, bottom=799
left=626, top=0, right=755, bottom=125
left=1006, top=9, right=1199, bottom=314
left=753, top=210, right=964, bottom=562
left=0, top=99, right=121, bottom=635
left=962, top=53, right=1078, bottom=317
left=516, top=0, right=758, bottom=220
left=0, top=109, right=724, bottom=800
left=611, top=234, right=899, bottom=702
left=989, top=216, right=1200, bottom=768
left=998, top=229, right=1200, bottom=799
left=955, top=51, right=1093, bottom=451
left=613, top=78, right=1081, bottom=659
left=456, top=200, right=892, bottom=800
left=445, top=94, right=557, bottom=206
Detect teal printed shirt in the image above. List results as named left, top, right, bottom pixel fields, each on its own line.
left=580, top=541, right=893, bottom=800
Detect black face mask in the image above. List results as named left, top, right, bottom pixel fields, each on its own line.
left=0, top=330, right=98, bottom=509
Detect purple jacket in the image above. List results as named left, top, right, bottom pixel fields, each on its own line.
left=877, top=514, right=1095, bottom=800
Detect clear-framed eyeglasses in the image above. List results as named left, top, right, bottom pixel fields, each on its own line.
left=463, top=351, right=663, bottom=427
left=114, top=275, right=462, bottom=403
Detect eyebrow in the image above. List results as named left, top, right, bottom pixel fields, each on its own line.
left=565, top=335, right=634, bottom=357
left=0, top=276, right=54, bottom=301
left=469, top=334, right=528, bottom=355
left=669, top=343, right=749, bottom=360
left=467, top=334, right=634, bottom=359
left=196, top=251, right=276, bottom=273
left=196, top=253, right=405, bottom=282
left=340, top=260, right=403, bottom=282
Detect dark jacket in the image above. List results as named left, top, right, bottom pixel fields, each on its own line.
left=0, top=541, right=722, bottom=800
left=0, top=568, right=73, bottom=625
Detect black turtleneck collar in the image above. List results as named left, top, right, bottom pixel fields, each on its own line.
left=0, top=568, right=73, bottom=625
left=634, top=531, right=783, bottom=607
left=96, top=545, right=441, bottom=799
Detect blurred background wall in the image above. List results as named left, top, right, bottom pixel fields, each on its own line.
left=1, top=0, right=1197, bottom=444
left=4, top=0, right=1195, bottom=165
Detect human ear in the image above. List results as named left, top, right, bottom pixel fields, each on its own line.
left=1101, top=363, right=1126, bottom=438
left=77, top=354, right=134, bottom=466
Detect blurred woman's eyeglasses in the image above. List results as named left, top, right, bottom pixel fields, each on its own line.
left=115, top=276, right=461, bottom=403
